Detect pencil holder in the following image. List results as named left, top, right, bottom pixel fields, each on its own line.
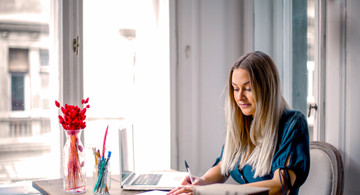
left=93, top=160, right=111, bottom=194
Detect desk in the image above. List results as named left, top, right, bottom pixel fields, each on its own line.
left=32, top=177, right=269, bottom=195
left=32, top=176, right=146, bottom=195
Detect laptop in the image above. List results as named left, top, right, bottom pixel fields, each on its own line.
left=118, top=128, right=188, bottom=191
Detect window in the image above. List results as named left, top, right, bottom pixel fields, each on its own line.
left=0, top=0, right=171, bottom=189
left=8, top=48, right=29, bottom=111
left=307, top=0, right=316, bottom=140
left=11, top=73, right=25, bottom=111
left=254, top=0, right=322, bottom=141
left=0, top=0, right=60, bottom=187
left=83, top=0, right=171, bottom=174
left=40, top=49, right=49, bottom=66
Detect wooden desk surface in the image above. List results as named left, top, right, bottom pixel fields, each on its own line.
left=32, top=176, right=147, bottom=195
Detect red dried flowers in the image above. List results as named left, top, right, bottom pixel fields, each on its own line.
left=55, top=98, right=90, bottom=130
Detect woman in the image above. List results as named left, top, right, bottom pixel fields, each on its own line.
left=168, top=51, right=310, bottom=195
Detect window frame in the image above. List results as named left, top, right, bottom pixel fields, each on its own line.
left=312, top=0, right=326, bottom=141
left=61, top=0, right=83, bottom=106
left=63, top=0, right=173, bottom=173
left=58, top=0, right=84, bottom=177
left=253, top=0, right=326, bottom=141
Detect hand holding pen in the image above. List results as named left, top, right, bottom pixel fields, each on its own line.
left=182, top=160, right=207, bottom=186
left=167, top=161, right=198, bottom=195
left=185, top=160, right=194, bottom=184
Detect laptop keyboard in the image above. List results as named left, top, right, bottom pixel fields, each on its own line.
left=131, top=174, right=162, bottom=185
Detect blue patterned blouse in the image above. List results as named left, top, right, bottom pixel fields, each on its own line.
left=213, top=109, right=310, bottom=195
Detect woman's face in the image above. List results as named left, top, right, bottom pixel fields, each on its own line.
left=231, top=68, right=256, bottom=117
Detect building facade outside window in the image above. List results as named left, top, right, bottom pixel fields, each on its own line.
left=0, top=0, right=60, bottom=185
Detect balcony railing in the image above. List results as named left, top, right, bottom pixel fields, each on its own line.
left=0, top=118, right=50, bottom=138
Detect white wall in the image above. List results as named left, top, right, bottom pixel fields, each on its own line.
left=174, top=0, right=360, bottom=194
left=342, top=0, right=360, bottom=194
left=324, top=0, right=360, bottom=194
left=173, top=0, right=244, bottom=176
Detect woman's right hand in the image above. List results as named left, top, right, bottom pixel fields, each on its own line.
left=180, top=175, right=205, bottom=186
left=167, top=175, right=206, bottom=195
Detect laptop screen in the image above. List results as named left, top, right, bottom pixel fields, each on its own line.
left=119, top=128, right=135, bottom=185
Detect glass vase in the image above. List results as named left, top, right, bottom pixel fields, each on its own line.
left=63, top=129, right=86, bottom=193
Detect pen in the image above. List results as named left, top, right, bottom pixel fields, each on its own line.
left=92, top=148, right=97, bottom=165
left=103, top=151, right=111, bottom=193
left=94, top=157, right=105, bottom=192
left=94, top=151, right=112, bottom=193
left=185, top=160, right=194, bottom=184
left=102, top=125, right=109, bottom=159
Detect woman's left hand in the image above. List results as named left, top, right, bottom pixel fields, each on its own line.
left=167, top=185, right=194, bottom=195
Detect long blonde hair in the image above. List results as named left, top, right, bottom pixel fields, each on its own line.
left=221, top=51, right=289, bottom=177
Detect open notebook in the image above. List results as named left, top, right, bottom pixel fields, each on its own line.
left=118, top=128, right=187, bottom=190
